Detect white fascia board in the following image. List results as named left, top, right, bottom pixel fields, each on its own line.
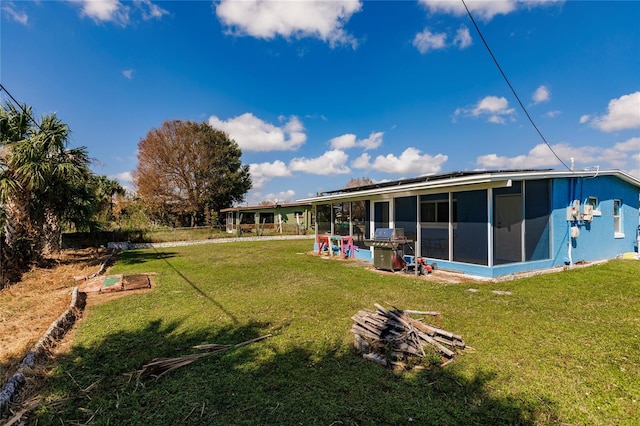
left=298, top=174, right=503, bottom=204
left=297, top=169, right=640, bottom=205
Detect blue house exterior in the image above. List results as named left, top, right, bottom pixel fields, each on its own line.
left=299, top=169, right=640, bottom=279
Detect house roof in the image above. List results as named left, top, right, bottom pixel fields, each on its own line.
left=297, top=169, right=640, bottom=203
left=220, top=201, right=312, bottom=213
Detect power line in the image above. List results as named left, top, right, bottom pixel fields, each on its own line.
left=460, top=0, right=572, bottom=172
left=0, top=83, right=46, bottom=135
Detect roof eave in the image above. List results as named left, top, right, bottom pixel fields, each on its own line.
left=297, top=169, right=640, bottom=204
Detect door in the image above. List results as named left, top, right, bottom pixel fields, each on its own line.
left=374, top=201, right=389, bottom=230
left=494, top=194, right=522, bottom=264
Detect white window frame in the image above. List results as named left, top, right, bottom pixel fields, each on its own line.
left=420, top=199, right=457, bottom=229
left=613, top=199, right=624, bottom=238
left=586, top=196, right=602, bottom=216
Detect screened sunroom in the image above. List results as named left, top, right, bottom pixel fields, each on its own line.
left=298, top=169, right=640, bottom=278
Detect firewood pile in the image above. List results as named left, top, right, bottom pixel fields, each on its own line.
left=351, top=303, right=466, bottom=369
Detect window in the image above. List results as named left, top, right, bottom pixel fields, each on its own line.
left=240, top=212, right=255, bottom=224
left=259, top=212, right=274, bottom=224
left=613, top=199, right=623, bottom=237
left=585, top=196, right=601, bottom=215
left=422, top=202, right=436, bottom=222
left=316, top=204, right=331, bottom=233
left=421, top=200, right=457, bottom=223
left=333, top=202, right=350, bottom=236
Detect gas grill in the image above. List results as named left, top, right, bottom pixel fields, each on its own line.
left=370, top=228, right=409, bottom=271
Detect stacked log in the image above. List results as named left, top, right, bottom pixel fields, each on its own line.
left=351, top=303, right=465, bottom=368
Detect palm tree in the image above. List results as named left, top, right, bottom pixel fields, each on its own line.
left=91, top=175, right=126, bottom=222
left=12, top=112, right=94, bottom=255
left=1, top=102, right=94, bottom=284
left=0, top=102, right=37, bottom=282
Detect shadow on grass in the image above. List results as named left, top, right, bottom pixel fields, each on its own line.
left=0, top=355, right=24, bottom=387
left=113, top=248, right=240, bottom=323
left=22, top=319, right=559, bottom=425
left=114, top=250, right=178, bottom=266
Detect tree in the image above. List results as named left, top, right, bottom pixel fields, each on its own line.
left=111, top=192, right=151, bottom=231
left=0, top=102, right=36, bottom=280
left=133, top=120, right=252, bottom=227
left=344, top=177, right=374, bottom=189
left=0, top=102, right=94, bottom=283
left=12, top=113, right=94, bottom=254
left=90, top=175, right=125, bottom=223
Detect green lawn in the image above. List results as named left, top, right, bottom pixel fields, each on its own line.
left=31, top=240, right=639, bottom=425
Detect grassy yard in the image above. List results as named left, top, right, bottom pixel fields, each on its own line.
left=24, top=240, right=640, bottom=425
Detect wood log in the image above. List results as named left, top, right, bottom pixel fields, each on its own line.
left=351, top=305, right=465, bottom=365
left=393, top=342, right=423, bottom=357
left=351, top=324, right=381, bottom=341
left=403, top=309, right=440, bottom=316
left=363, top=352, right=387, bottom=366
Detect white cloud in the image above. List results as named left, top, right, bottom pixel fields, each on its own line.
left=453, top=26, right=472, bottom=49
left=628, top=153, right=640, bottom=180
left=110, top=171, right=134, bottom=193
left=112, top=171, right=133, bottom=184
left=351, top=152, right=371, bottom=170
left=455, top=95, right=516, bottom=124
left=600, top=137, right=640, bottom=168
left=329, top=131, right=383, bottom=150
left=249, top=160, right=292, bottom=190
left=476, top=139, right=640, bottom=171
left=246, top=189, right=297, bottom=206
left=134, top=0, right=168, bottom=20
left=418, top=0, right=563, bottom=22
left=352, top=147, right=448, bottom=175
left=208, top=113, right=306, bottom=152
left=264, top=189, right=297, bottom=204
left=413, top=28, right=447, bottom=53
left=359, top=131, right=384, bottom=150
left=473, top=96, right=511, bottom=115
left=289, top=149, right=351, bottom=175
left=122, top=69, right=134, bottom=79
left=71, top=0, right=130, bottom=25
left=70, top=0, right=167, bottom=25
left=587, top=91, right=640, bottom=132
left=532, top=85, right=550, bottom=104
left=2, top=2, right=28, bottom=25
left=215, top=0, right=362, bottom=48
left=330, top=134, right=357, bottom=149
left=579, top=114, right=591, bottom=124
left=545, top=110, right=561, bottom=118
left=414, top=25, right=472, bottom=54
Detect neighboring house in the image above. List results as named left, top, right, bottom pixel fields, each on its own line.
left=221, top=202, right=313, bottom=235
left=298, top=169, right=640, bottom=278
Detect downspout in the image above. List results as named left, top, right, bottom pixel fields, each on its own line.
left=567, top=231, right=573, bottom=266
left=567, top=175, right=576, bottom=266
left=416, top=194, right=421, bottom=276
left=313, top=205, right=318, bottom=239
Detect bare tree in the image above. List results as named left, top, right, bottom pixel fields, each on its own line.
left=133, top=120, right=251, bottom=227
left=344, top=177, right=374, bottom=189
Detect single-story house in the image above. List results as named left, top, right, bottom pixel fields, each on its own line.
left=298, top=169, right=640, bottom=278
left=221, top=202, right=313, bottom=235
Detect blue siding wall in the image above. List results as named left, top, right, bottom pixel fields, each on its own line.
left=550, top=176, right=639, bottom=266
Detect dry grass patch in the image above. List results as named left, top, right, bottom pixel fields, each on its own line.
left=0, top=248, right=111, bottom=384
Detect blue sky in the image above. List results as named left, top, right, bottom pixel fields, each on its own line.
left=2, top=0, right=639, bottom=205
